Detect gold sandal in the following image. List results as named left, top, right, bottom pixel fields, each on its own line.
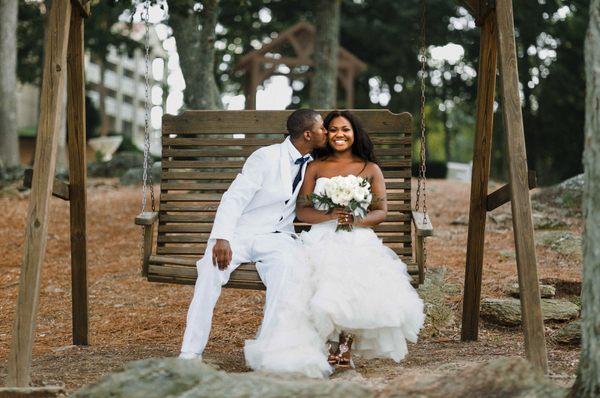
left=329, top=331, right=355, bottom=368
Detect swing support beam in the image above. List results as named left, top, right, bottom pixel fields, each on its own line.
left=460, top=0, right=548, bottom=374
left=6, top=0, right=548, bottom=387
left=7, top=0, right=90, bottom=387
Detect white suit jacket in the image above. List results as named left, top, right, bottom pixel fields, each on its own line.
left=208, top=140, right=310, bottom=242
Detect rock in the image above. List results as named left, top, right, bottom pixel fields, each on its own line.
left=481, top=298, right=579, bottom=326
left=0, top=386, right=66, bottom=397
left=417, top=268, right=457, bottom=337
left=532, top=174, right=583, bottom=212
left=0, top=164, right=25, bottom=183
left=72, top=358, right=374, bottom=398
left=532, top=212, right=568, bottom=230
left=381, top=357, right=566, bottom=398
left=499, top=250, right=516, bottom=259
left=490, top=210, right=568, bottom=230
left=119, top=162, right=161, bottom=186
left=551, top=320, right=581, bottom=346
left=488, top=212, right=512, bottom=227
left=507, top=283, right=556, bottom=298
left=73, top=357, right=566, bottom=398
left=450, top=215, right=468, bottom=226
left=88, top=152, right=148, bottom=178
left=535, top=231, right=582, bottom=258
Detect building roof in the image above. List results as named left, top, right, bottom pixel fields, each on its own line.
left=235, top=21, right=366, bottom=75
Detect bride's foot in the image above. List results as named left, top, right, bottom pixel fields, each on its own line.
left=329, top=332, right=354, bottom=368
left=327, top=341, right=340, bottom=365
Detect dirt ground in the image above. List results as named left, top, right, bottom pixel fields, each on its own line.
left=0, top=179, right=582, bottom=393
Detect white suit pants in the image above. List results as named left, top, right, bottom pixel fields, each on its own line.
left=180, top=232, right=304, bottom=355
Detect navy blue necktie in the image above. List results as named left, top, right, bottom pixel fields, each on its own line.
left=292, top=156, right=310, bottom=193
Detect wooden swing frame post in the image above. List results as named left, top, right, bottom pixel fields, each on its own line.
left=6, top=0, right=548, bottom=387
left=460, top=0, right=548, bottom=373
left=6, top=0, right=90, bottom=387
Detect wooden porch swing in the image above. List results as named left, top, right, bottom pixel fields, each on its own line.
left=135, top=0, right=434, bottom=289
left=135, top=110, right=434, bottom=288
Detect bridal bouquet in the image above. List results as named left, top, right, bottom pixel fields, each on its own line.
left=311, top=175, right=373, bottom=232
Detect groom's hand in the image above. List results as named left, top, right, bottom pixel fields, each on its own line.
left=212, top=239, right=232, bottom=270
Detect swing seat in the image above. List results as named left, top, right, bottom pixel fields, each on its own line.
left=135, top=109, right=433, bottom=289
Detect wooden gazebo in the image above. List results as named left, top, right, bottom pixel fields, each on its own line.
left=7, top=0, right=549, bottom=388
left=234, top=21, right=367, bottom=109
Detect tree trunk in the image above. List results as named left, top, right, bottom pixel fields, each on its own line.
left=0, top=0, right=19, bottom=168
left=570, top=1, right=600, bottom=396
left=169, top=0, right=222, bottom=110
left=309, top=0, right=341, bottom=108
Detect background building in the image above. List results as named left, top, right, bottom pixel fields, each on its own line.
left=16, top=24, right=167, bottom=165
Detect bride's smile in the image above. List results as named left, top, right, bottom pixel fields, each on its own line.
left=328, top=116, right=355, bottom=152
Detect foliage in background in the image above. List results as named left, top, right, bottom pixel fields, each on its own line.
left=15, top=0, right=587, bottom=184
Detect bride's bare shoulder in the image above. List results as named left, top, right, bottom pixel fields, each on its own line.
left=363, top=162, right=384, bottom=179
left=307, top=158, right=329, bottom=172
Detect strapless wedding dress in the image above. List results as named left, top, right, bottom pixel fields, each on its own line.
left=244, top=177, right=425, bottom=378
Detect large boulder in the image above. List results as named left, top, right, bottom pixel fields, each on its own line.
left=72, top=358, right=374, bottom=398
left=506, top=283, right=556, bottom=298
left=0, top=164, right=25, bottom=183
left=416, top=268, right=459, bottom=338
left=73, top=356, right=569, bottom=398
left=73, top=357, right=565, bottom=398
left=381, top=357, right=566, bottom=398
left=481, top=298, right=579, bottom=326
left=532, top=173, right=583, bottom=212
left=119, top=162, right=161, bottom=186
left=88, top=151, right=147, bottom=178
left=551, top=320, right=581, bottom=346
left=535, top=230, right=582, bottom=259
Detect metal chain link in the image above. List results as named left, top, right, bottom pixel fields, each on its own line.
left=141, top=0, right=155, bottom=213
left=416, top=0, right=428, bottom=266
left=140, top=0, right=155, bottom=272
left=416, top=0, right=428, bottom=220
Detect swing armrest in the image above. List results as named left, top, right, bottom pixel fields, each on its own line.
left=412, top=211, right=433, bottom=285
left=135, top=212, right=158, bottom=277
left=412, top=211, right=434, bottom=237
left=135, top=211, right=159, bottom=226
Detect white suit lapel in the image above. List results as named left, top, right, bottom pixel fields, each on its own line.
left=279, top=142, right=293, bottom=198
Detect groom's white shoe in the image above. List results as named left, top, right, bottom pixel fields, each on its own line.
left=178, top=352, right=202, bottom=360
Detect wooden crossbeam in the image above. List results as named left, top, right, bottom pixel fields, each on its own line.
left=73, top=0, right=91, bottom=18
left=23, top=169, right=70, bottom=201
left=458, top=0, right=496, bottom=26
left=486, top=170, right=537, bottom=212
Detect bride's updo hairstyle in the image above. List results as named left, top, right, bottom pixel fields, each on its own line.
left=317, top=110, right=377, bottom=163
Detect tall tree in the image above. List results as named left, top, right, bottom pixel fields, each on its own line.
left=0, top=0, right=19, bottom=168
left=570, top=1, right=600, bottom=396
left=169, top=0, right=222, bottom=110
left=309, top=0, right=341, bottom=108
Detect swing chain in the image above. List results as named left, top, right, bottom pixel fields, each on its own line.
left=416, top=0, right=428, bottom=267
left=141, top=0, right=155, bottom=214
left=140, top=0, right=155, bottom=273
left=415, top=0, right=428, bottom=224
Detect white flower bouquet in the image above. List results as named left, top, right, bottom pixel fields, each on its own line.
left=311, top=175, right=373, bottom=232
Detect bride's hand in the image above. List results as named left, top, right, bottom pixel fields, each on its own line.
left=332, top=208, right=354, bottom=225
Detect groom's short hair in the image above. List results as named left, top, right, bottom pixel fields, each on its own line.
left=286, top=109, right=320, bottom=140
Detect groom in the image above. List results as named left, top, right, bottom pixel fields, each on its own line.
left=179, top=109, right=328, bottom=359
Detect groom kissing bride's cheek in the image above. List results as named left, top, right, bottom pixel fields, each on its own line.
left=179, top=109, right=425, bottom=378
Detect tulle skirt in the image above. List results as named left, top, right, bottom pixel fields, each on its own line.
left=244, top=221, right=425, bottom=377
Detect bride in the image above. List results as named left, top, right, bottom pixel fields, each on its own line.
left=244, top=110, right=425, bottom=378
